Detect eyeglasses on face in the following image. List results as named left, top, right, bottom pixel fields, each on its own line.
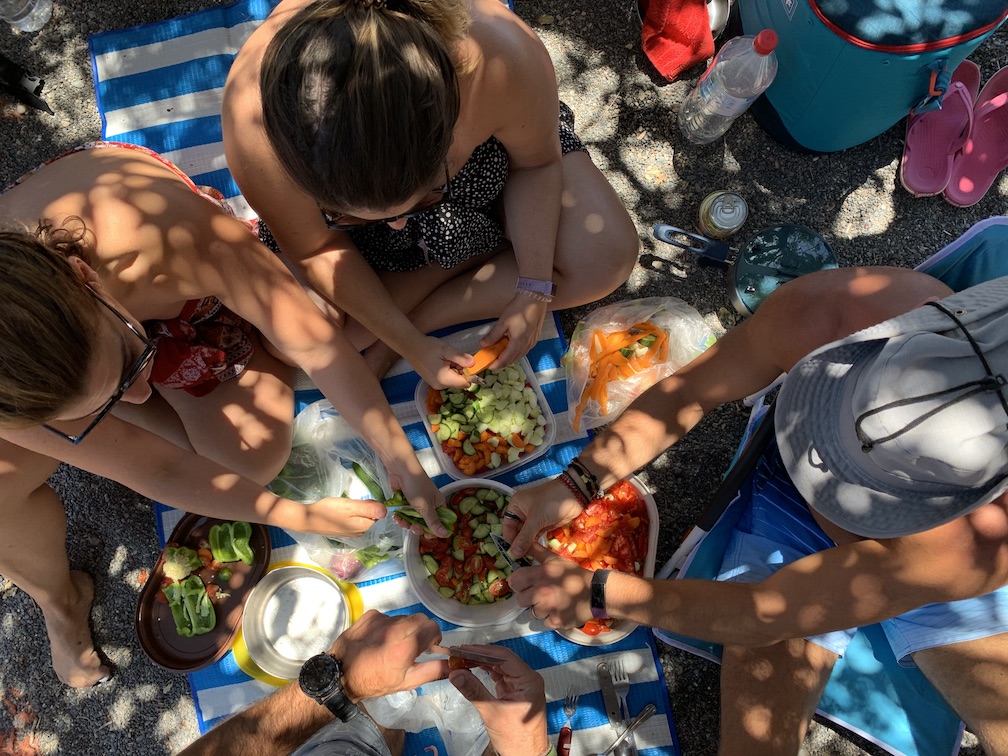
left=319, top=163, right=452, bottom=231
left=42, top=286, right=157, bottom=445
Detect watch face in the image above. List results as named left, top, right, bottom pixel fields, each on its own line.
left=299, top=653, right=338, bottom=697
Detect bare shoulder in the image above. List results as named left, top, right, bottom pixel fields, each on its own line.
left=750, top=266, right=954, bottom=370
left=464, top=0, right=554, bottom=101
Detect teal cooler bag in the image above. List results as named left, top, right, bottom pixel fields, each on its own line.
left=740, top=0, right=1008, bottom=153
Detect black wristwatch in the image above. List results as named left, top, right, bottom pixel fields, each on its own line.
left=299, top=653, right=359, bottom=722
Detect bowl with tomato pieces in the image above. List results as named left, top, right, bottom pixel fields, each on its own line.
left=403, top=479, right=526, bottom=627
left=546, top=475, right=658, bottom=646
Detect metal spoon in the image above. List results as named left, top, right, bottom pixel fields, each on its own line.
left=598, top=703, right=657, bottom=756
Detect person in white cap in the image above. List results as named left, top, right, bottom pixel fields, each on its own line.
left=504, top=263, right=1008, bottom=754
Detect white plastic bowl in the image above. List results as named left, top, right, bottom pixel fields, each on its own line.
left=403, top=479, right=525, bottom=627
left=415, top=355, right=556, bottom=481
left=553, top=474, right=659, bottom=646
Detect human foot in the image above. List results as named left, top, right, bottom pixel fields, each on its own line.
left=44, top=571, right=110, bottom=688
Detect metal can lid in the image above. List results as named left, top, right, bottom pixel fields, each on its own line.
left=708, top=192, right=748, bottom=228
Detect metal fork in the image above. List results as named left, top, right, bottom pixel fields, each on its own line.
left=610, top=659, right=637, bottom=754
left=557, top=688, right=579, bottom=755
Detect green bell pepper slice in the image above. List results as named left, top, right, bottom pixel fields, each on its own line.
left=208, top=523, right=239, bottom=563
left=181, top=575, right=216, bottom=635
left=230, top=520, right=254, bottom=565
left=161, top=581, right=193, bottom=637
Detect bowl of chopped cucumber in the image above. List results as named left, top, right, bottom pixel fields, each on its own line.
left=403, top=479, right=527, bottom=627
left=416, top=356, right=556, bottom=481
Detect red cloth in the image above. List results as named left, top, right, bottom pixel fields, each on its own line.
left=641, top=0, right=715, bottom=81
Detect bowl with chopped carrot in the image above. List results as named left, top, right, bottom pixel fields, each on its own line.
left=415, top=353, right=555, bottom=481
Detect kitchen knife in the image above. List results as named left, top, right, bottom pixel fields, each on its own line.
left=596, top=662, right=622, bottom=731
left=429, top=644, right=508, bottom=665
left=489, top=532, right=534, bottom=570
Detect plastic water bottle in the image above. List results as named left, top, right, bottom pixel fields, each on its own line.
left=0, top=0, right=52, bottom=32
left=678, top=29, right=779, bottom=145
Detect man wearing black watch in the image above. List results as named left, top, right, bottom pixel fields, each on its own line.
left=177, top=609, right=554, bottom=756
left=299, top=652, right=360, bottom=722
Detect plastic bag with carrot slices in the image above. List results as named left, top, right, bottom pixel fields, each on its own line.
left=563, top=297, right=716, bottom=431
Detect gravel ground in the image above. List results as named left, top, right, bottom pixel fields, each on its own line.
left=1, top=1, right=1005, bottom=753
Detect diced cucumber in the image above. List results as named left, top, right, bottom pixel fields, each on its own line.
left=422, top=554, right=440, bottom=575
left=490, top=523, right=503, bottom=535
left=427, top=575, right=440, bottom=591
left=507, top=447, right=521, bottom=463
left=438, top=586, right=454, bottom=598
left=484, top=541, right=500, bottom=557
left=452, top=548, right=465, bottom=562
left=459, top=495, right=479, bottom=512
left=436, top=425, right=451, bottom=443
left=489, top=452, right=501, bottom=468
left=547, top=538, right=561, bottom=550
left=470, top=503, right=486, bottom=515
left=485, top=512, right=499, bottom=525
left=468, top=582, right=484, bottom=596
left=487, top=569, right=502, bottom=584
left=472, top=523, right=490, bottom=540
left=462, top=439, right=476, bottom=455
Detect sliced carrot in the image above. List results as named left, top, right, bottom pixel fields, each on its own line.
left=466, top=337, right=509, bottom=375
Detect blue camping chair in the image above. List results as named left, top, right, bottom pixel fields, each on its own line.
left=653, top=216, right=1008, bottom=756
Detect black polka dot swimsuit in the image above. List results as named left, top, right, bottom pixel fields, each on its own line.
left=258, top=102, right=586, bottom=272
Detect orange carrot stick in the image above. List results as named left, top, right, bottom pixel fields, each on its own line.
left=466, top=337, right=510, bottom=375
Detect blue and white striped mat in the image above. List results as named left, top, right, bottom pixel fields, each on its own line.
left=90, top=2, right=679, bottom=753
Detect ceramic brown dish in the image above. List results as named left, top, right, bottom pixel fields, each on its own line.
left=135, top=514, right=271, bottom=672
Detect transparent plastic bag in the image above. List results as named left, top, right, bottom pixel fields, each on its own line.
left=364, top=627, right=494, bottom=756
left=268, top=399, right=404, bottom=582
left=565, top=297, right=717, bottom=431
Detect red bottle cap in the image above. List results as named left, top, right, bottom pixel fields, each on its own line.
left=754, top=29, right=778, bottom=55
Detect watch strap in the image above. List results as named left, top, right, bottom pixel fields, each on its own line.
left=321, top=685, right=359, bottom=722
left=590, top=569, right=611, bottom=619
left=515, top=277, right=556, bottom=303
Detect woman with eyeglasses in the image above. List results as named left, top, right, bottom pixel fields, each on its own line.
left=222, top=0, right=639, bottom=388
left=0, top=143, right=442, bottom=688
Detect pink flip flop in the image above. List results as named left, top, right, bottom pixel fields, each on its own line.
left=900, top=60, right=980, bottom=197
left=945, top=65, right=1008, bottom=207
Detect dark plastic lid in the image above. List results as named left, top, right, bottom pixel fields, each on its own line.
left=812, top=0, right=1008, bottom=48
left=754, top=29, right=778, bottom=55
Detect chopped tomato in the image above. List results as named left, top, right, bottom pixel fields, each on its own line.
left=435, top=566, right=453, bottom=588
left=546, top=479, right=649, bottom=577
left=447, top=655, right=478, bottom=670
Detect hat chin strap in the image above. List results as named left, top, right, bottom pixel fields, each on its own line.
left=855, top=301, right=1008, bottom=453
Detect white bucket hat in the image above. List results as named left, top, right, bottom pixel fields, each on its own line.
left=776, top=275, right=1008, bottom=538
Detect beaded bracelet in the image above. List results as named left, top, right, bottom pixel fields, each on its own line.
left=515, top=277, right=556, bottom=304
left=556, top=469, right=589, bottom=506
left=566, top=457, right=601, bottom=500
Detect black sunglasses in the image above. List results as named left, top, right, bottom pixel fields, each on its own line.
left=320, top=163, right=452, bottom=231
left=42, top=286, right=157, bottom=445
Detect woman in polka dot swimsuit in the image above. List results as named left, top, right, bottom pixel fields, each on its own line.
left=223, top=0, right=639, bottom=389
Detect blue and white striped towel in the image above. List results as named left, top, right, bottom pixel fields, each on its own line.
left=91, top=2, right=680, bottom=753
